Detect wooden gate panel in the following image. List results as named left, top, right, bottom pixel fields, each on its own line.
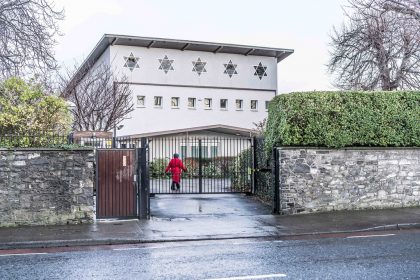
left=97, top=149, right=137, bottom=218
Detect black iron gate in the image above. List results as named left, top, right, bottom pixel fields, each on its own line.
left=148, top=136, right=253, bottom=194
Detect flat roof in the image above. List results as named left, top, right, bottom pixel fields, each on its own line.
left=103, top=34, right=294, bottom=62
left=126, top=124, right=257, bottom=138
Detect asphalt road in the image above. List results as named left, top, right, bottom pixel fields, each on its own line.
left=1, top=230, right=420, bottom=280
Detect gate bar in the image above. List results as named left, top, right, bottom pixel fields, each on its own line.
left=272, top=147, right=280, bottom=214
left=138, top=138, right=150, bottom=219
left=198, top=138, right=203, bottom=194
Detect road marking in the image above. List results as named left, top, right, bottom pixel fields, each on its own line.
left=113, top=246, right=162, bottom=251
left=113, top=240, right=284, bottom=251
left=0, top=253, right=47, bottom=257
left=204, top=273, right=287, bottom=280
left=346, top=233, right=396, bottom=239
left=232, top=240, right=283, bottom=245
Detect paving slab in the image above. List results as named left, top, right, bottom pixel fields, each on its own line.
left=0, top=194, right=419, bottom=249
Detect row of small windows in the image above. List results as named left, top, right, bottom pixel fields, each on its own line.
left=124, top=53, right=268, bottom=79
left=180, top=145, right=218, bottom=159
left=136, top=96, right=269, bottom=111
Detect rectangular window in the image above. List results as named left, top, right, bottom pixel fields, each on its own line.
left=201, top=146, right=209, bottom=158
left=154, top=96, right=162, bottom=107
left=171, top=97, right=179, bottom=108
left=210, top=146, right=218, bottom=158
left=188, top=97, right=196, bottom=109
left=236, top=99, right=243, bottom=110
left=265, top=101, right=270, bottom=111
left=204, top=98, right=212, bottom=109
left=137, top=95, right=145, bottom=107
left=191, top=146, right=199, bottom=158
left=180, top=145, right=187, bottom=159
left=251, top=100, right=258, bottom=111
left=220, top=99, right=228, bottom=110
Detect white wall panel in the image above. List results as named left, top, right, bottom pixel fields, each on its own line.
left=110, top=45, right=277, bottom=91
left=117, top=85, right=274, bottom=136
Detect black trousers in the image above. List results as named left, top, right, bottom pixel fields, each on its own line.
left=171, top=181, right=180, bottom=190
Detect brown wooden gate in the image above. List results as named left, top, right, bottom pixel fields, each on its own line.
left=96, top=149, right=137, bottom=219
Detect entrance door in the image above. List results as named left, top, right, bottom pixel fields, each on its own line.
left=149, top=136, right=253, bottom=194
left=96, top=149, right=137, bottom=218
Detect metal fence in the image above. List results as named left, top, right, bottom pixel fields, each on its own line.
left=253, top=137, right=273, bottom=204
left=0, top=130, right=143, bottom=149
left=148, top=136, right=253, bottom=194
left=0, top=130, right=71, bottom=148
left=0, top=130, right=274, bottom=204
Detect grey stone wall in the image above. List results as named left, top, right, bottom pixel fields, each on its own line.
left=278, top=148, right=420, bottom=214
left=0, top=149, right=95, bottom=226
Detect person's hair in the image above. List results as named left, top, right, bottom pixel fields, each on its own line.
left=173, top=153, right=179, bottom=158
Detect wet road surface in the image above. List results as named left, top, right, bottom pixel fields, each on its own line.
left=1, top=229, right=420, bottom=279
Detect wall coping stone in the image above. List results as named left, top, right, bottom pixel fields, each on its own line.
left=277, top=146, right=420, bottom=151
left=0, top=148, right=94, bottom=152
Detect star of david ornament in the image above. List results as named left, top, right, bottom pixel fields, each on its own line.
left=123, top=53, right=140, bottom=71
left=223, top=60, right=238, bottom=78
left=254, top=62, right=267, bottom=80
left=158, top=55, right=174, bottom=74
left=192, top=58, right=207, bottom=76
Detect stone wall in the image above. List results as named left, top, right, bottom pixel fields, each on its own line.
left=0, top=149, right=95, bottom=226
left=278, top=148, right=420, bottom=214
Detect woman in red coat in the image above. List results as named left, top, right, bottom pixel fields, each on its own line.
left=165, top=153, right=187, bottom=190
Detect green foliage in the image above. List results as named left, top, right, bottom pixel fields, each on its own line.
left=231, top=149, right=252, bottom=190
left=151, top=157, right=235, bottom=179
left=265, top=91, right=420, bottom=148
left=0, top=77, right=71, bottom=133
left=202, top=158, right=234, bottom=178
left=0, top=134, right=69, bottom=148
left=46, top=143, right=85, bottom=150
left=150, top=158, right=169, bottom=179
left=253, top=137, right=273, bottom=203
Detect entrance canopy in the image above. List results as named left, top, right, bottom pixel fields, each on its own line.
left=126, top=124, right=257, bottom=138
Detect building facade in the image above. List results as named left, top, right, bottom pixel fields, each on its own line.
left=75, top=35, right=293, bottom=137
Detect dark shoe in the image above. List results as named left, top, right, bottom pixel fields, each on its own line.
left=176, top=183, right=180, bottom=190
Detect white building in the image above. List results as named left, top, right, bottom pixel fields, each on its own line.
left=75, top=34, right=293, bottom=137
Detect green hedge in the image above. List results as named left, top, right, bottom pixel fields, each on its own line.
left=231, top=148, right=252, bottom=190
left=265, top=91, right=420, bottom=148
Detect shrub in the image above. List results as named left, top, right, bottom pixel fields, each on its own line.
left=0, top=77, right=71, bottom=133
left=182, top=157, right=235, bottom=178
left=265, top=91, right=420, bottom=148
left=150, top=158, right=169, bottom=179
left=231, top=148, right=252, bottom=190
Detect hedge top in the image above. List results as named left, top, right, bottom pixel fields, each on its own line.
left=265, top=91, right=420, bottom=148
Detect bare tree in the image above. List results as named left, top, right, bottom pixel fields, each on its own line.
left=60, top=62, right=134, bottom=132
left=328, top=0, right=420, bottom=90
left=382, top=0, right=420, bottom=20
left=252, top=118, right=267, bottom=136
left=0, top=0, right=63, bottom=79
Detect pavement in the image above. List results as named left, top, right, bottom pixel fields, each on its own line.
left=1, top=194, right=420, bottom=249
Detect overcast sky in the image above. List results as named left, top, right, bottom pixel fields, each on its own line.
left=53, top=0, right=348, bottom=93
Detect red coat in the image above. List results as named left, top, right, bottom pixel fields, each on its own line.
left=165, top=158, right=187, bottom=183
